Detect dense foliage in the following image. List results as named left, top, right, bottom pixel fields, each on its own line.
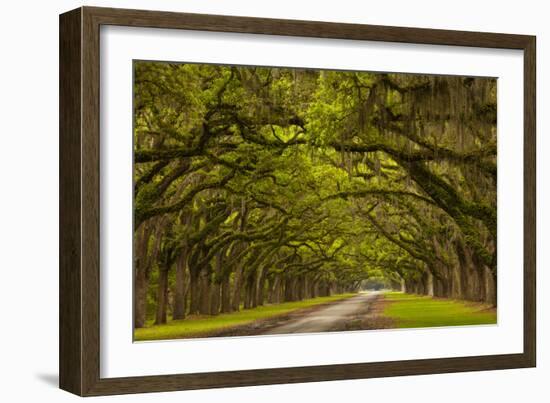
left=133, top=61, right=497, bottom=327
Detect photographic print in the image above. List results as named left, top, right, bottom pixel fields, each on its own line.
left=59, top=8, right=536, bottom=394
left=133, top=61, right=497, bottom=342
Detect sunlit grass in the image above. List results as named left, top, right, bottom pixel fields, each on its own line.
left=383, top=292, right=496, bottom=329
left=135, top=293, right=357, bottom=341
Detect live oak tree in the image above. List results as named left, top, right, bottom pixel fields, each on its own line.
left=133, top=61, right=497, bottom=328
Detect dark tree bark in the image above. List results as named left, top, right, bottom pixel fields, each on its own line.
left=155, top=265, right=169, bottom=325
left=188, top=267, right=201, bottom=315
left=134, top=266, right=149, bottom=328
left=134, top=219, right=163, bottom=328
left=172, top=247, right=188, bottom=320
left=134, top=224, right=153, bottom=328
left=231, top=265, right=243, bottom=311
left=256, top=267, right=268, bottom=306
left=220, top=273, right=232, bottom=313
left=199, top=268, right=211, bottom=315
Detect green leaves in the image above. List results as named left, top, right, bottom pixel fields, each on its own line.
left=133, top=61, right=497, bottom=288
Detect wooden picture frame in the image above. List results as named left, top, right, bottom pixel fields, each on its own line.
left=59, top=6, right=536, bottom=396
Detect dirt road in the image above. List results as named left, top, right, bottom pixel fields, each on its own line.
left=263, top=292, right=378, bottom=335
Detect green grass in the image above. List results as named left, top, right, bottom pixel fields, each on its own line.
left=135, top=293, right=357, bottom=341
left=382, top=292, right=496, bottom=329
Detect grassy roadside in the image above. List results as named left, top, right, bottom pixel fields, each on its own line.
left=382, top=292, right=497, bottom=328
left=135, top=293, right=357, bottom=341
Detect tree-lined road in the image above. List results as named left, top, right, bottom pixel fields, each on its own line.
left=133, top=62, right=498, bottom=337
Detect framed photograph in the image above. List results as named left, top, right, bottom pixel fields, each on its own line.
left=59, top=6, right=536, bottom=396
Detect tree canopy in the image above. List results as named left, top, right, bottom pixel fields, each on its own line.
left=133, top=61, right=497, bottom=327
